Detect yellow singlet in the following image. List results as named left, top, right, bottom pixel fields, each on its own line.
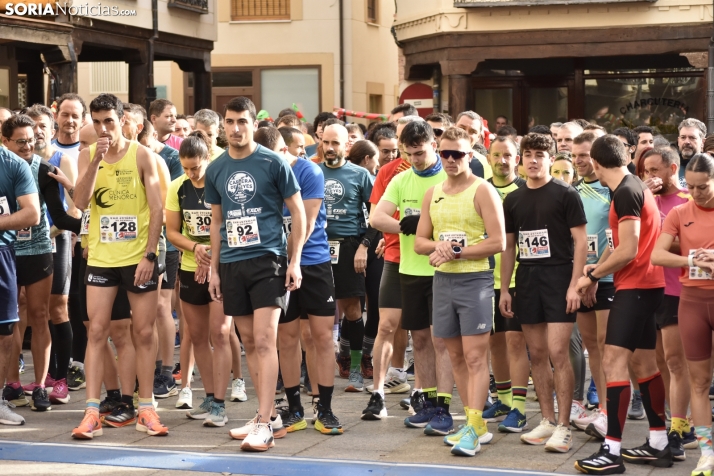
left=430, top=178, right=489, bottom=273
left=87, top=141, right=150, bottom=268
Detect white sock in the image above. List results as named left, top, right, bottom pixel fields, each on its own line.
left=73, top=361, right=84, bottom=370
left=375, top=389, right=385, bottom=399
left=605, top=438, right=621, bottom=456
left=649, top=429, right=668, bottom=451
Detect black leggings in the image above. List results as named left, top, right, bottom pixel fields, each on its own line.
left=364, top=237, right=383, bottom=340
left=68, top=242, right=87, bottom=363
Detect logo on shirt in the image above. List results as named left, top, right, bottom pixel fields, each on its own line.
left=94, top=187, right=112, bottom=209
left=324, top=179, right=345, bottom=205
left=225, top=171, right=256, bottom=204
left=684, top=222, right=694, bottom=227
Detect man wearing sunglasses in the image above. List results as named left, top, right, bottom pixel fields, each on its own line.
left=414, top=126, right=506, bottom=456
left=371, top=121, right=455, bottom=435
left=426, top=113, right=453, bottom=151
left=455, top=111, right=492, bottom=181
left=612, top=127, right=638, bottom=175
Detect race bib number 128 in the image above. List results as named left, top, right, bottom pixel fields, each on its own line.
left=100, top=215, right=138, bottom=242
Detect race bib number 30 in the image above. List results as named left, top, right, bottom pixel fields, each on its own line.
left=0, top=196, right=10, bottom=217
left=518, top=229, right=550, bottom=259
left=689, top=249, right=714, bottom=280
left=438, top=232, right=467, bottom=247
left=185, top=210, right=211, bottom=237
left=328, top=240, right=341, bottom=264
left=100, top=215, right=138, bottom=242
left=226, top=217, right=260, bottom=248
left=587, top=234, right=599, bottom=260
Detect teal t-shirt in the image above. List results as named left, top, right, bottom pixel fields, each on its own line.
left=158, top=145, right=184, bottom=181
left=319, top=161, right=373, bottom=239
left=205, top=145, right=300, bottom=263
left=0, top=149, right=37, bottom=247
left=15, top=155, right=51, bottom=256
left=382, top=168, right=447, bottom=276
left=576, top=178, right=613, bottom=283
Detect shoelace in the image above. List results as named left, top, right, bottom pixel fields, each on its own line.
left=1, top=399, right=16, bottom=409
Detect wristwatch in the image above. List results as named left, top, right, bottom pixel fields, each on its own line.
left=452, top=246, right=462, bottom=260
left=587, top=270, right=600, bottom=282
left=145, top=252, right=158, bottom=263
left=361, top=238, right=371, bottom=248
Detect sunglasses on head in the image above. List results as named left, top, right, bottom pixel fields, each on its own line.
left=439, top=150, right=468, bottom=160
left=433, top=128, right=444, bottom=137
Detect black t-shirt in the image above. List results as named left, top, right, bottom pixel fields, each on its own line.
left=503, top=178, right=587, bottom=266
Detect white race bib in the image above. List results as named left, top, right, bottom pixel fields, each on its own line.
left=328, top=240, right=341, bottom=264
left=403, top=207, right=420, bottom=217
left=51, top=237, right=56, bottom=253
left=80, top=209, right=90, bottom=235
left=605, top=229, right=615, bottom=252
left=226, top=216, right=260, bottom=248
left=518, top=229, right=551, bottom=259
left=17, top=227, right=31, bottom=241
left=438, top=231, right=467, bottom=247
left=100, top=215, right=138, bottom=243
left=282, top=216, right=292, bottom=239
left=689, top=249, right=713, bottom=280
left=587, top=234, right=599, bottom=260
left=185, top=210, right=211, bottom=237
left=0, top=196, right=10, bottom=217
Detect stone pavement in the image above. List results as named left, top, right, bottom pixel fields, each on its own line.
left=0, top=350, right=697, bottom=476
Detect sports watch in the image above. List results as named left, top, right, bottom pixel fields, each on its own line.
left=452, top=246, right=462, bottom=260
left=145, top=252, right=158, bottom=262
left=361, top=238, right=371, bottom=248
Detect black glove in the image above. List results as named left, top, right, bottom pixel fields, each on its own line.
left=399, top=215, right=420, bottom=235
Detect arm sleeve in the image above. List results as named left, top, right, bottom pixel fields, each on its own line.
left=564, top=187, right=588, bottom=228
left=363, top=224, right=381, bottom=243
left=613, top=182, right=643, bottom=222
left=661, top=206, right=680, bottom=238
left=38, top=161, right=81, bottom=234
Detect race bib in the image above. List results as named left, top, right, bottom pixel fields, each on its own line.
left=80, top=209, right=90, bottom=235
left=185, top=210, right=211, bottom=237
left=0, top=196, right=10, bottom=217
left=518, top=229, right=550, bottom=259
left=226, top=216, right=260, bottom=248
left=403, top=207, right=420, bottom=217
left=689, top=249, right=713, bottom=280
left=51, top=237, right=56, bottom=253
left=587, top=234, right=599, bottom=260
left=17, top=227, right=31, bottom=241
left=328, top=240, right=341, bottom=264
left=438, top=231, right=467, bottom=247
left=605, top=229, right=615, bottom=252
left=282, top=216, right=292, bottom=239
left=100, top=215, right=138, bottom=243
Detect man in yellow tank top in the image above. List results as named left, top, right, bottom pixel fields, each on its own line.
left=415, top=127, right=506, bottom=457
left=70, top=94, right=166, bottom=440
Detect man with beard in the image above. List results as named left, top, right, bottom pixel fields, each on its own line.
left=52, top=94, right=86, bottom=161
left=677, top=119, right=706, bottom=187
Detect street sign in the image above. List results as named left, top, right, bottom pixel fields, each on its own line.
left=455, top=0, right=656, bottom=6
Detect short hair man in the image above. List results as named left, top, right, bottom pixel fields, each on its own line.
left=557, top=122, right=584, bottom=153
left=550, top=122, right=563, bottom=140
left=276, top=114, right=301, bottom=129
left=425, top=113, right=453, bottom=148
left=455, top=111, right=492, bottom=180
left=54, top=93, right=87, bottom=160
left=495, top=115, right=509, bottom=131
left=149, top=99, right=183, bottom=151
left=193, top=109, right=223, bottom=160
left=175, top=115, right=192, bottom=138
left=497, top=125, right=518, bottom=142
left=677, top=118, right=706, bottom=186
left=390, top=103, right=418, bottom=123
left=279, top=126, right=306, bottom=158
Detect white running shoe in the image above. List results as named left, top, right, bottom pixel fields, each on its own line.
left=240, top=422, right=274, bottom=452
left=693, top=454, right=714, bottom=476
left=175, top=387, right=192, bottom=409
left=230, top=378, right=248, bottom=402
left=0, top=399, right=25, bottom=426
left=584, top=411, right=607, bottom=440
left=229, top=415, right=258, bottom=440
left=520, top=418, right=556, bottom=445
left=544, top=424, right=572, bottom=453
left=365, top=367, right=410, bottom=394
left=572, top=408, right=599, bottom=431
left=569, top=400, right=588, bottom=423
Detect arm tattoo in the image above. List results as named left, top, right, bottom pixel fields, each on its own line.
left=68, top=188, right=74, bottom=199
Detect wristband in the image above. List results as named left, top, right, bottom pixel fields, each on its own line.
left=193, top=242, right=198, bottom=253
left=688, top=254, right=695, bottom=267
left=587, top=270, right=600, bottom=282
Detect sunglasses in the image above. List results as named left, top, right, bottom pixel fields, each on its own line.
left=440, top=150, right=468, bottom=160
left=433, top=128, right=444, bottom=137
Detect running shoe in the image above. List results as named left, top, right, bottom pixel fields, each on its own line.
left=586, top=378, right=599, bottom=410
left=424, top=407, right=454, bottom=436
left=31, top=387, right=51, bottom=411
left=99, top=395, right=120, bottom=415
left=345, top=370, right=364, bottom=392
left=361, top=353, right=373, bottom=380
left=271, top=413, right=287, bottom=439
left=683, top=429, right=698, bottom=449
left=67, top=365, right=86, bottom=390
left=336, top=353, right=351, bottom=379
left=366, top=367, right=410, bottom=394
left=311, top=396, right=320, bottom=422
left=574, top=443, right=625, bottom=475
left=2, top=383, right=28, bottom=407
left=483, top=399, right=510, bottom=422
left=520, top=418, right=556, bottom=445
left=667, top=430, right=685, bottom=462
left=621, top=438, right=673, bottom=467
left=275, top=373, right=284, bottom=394
left=18, top=354, right=24, bottom=374
left=628, top=392, right=645, bottom=420
left=275, top=397, right=290, bottom=421
left=229, top=414, right=258, bottom=440
left=153, top=374, right=178, bottom=399
left=475, top=417, right=493, bottom=445
left=498, top=408, right=529, bottom=433
left=283, top=409, right=307, bottom=432
left=400, top=397, right=410, bottom=410
left=444, top=425, right=468, bottom=446
left=692, top=454, right=714, bottom=476
left=570, top=400, right=588, bottom=423
left=489, top=374, right=497, bottom=398
left=72, top=410, right=102, bottom=439
left=545, top=424, right=573, bottom=453
left=409, top=390, right=424, bottom=414
left=44, top=374, right=57, bottom=389
left=172, top=363, right=182, bottom=385
left=136, top=407, right=169, bottom=436
left=187, top=396, right=214, bottom=420
left=203, top=402, right=228, bottom=427
left=174, top=331, right=180, bottom=348
left=49, top=378, right=70, bottom=404
left=573, top=408, right=600, bottom=431
left=362, top=392, right=388, bottom=420
left=405, top=359, right=415, bottom=381
left=22, top=380, right=46, bottom=396
left=231, top=378, right=248, bottom=402
left=584, top=411, right=608, bottom=440
left=0, top=399, right=25, bottom=426
left=240, top=422, right=274, bottom=452
left=404, top=401, right=437, bottom=428
left=314, top=403, right=343, bottom=435
left=451, top=425, right=480, bottom=456
left=175, top=387, right=192, bottom=409
left=104, top=403, right=137, bottom=428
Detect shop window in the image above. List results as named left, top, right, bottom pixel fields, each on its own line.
left=0, top=69, right=11, bottom=107
left=232, top=0, right=290, bottom=21
left=529, top=87, right=568, bottom=130
left=474, top=89, right=512, bottom=133
left=261, top=68, right=319, bottom=124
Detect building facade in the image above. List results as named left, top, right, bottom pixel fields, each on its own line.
left=395, top=0, right=712, bottom=137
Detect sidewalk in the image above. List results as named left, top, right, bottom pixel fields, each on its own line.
left=0, top=350, right=695, bottom=476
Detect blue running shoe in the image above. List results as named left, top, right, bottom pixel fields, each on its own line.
left=424, top=407, right=454, bottom=435
left=498, top=408, right=529, bottom=433
left=482, top=399, right=511, bottom=422
left=586, top=378, right=599, bottom=410
left=451, top=425, right=480, bottom=456
left=444, top=424, right=466, bottom=446
left=682, top=429, right=698, bottom=449
left=404, top=401, right=436, bottom=428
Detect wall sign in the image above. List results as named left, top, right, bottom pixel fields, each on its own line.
left=454, top=0, right=656, bottom=6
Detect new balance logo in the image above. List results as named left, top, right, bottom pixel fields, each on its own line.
left=327, top=296, right=334, bottom=303
left=477, top=323, right=486, bottom=330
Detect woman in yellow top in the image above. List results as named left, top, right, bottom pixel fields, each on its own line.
left=415, top=126, right=506, bottom=458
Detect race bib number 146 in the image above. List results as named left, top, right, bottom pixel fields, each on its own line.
left=518, top=229, right=551, bottom=259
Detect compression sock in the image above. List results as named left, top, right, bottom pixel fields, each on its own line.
left=496, top=380, right=513, bottom=408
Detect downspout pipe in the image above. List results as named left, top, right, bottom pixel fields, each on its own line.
left=339, top=0, right=344, bottom=118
